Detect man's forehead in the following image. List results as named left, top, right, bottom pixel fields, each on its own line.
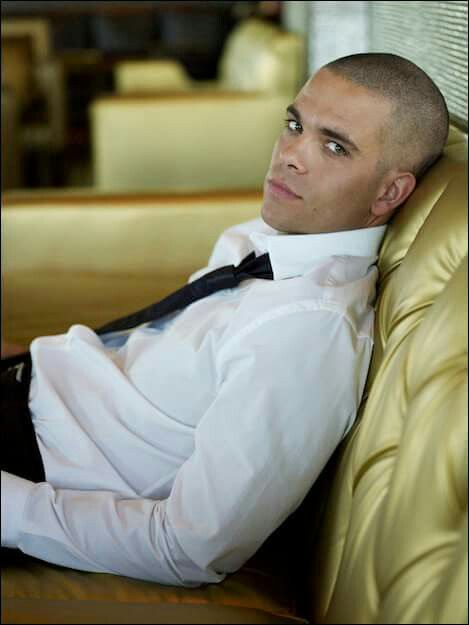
left=299, top=69, right=390, bottom=113
left=294, top=70, right=392, bottom=143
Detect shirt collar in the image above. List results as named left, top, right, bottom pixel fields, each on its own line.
left=249, top=222, right=387, bottom=280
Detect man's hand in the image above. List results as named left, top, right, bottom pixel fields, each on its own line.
left=1, top=340, right=26, bottom=359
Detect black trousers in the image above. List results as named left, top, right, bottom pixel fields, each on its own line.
left=0, top=353, right=46, bottom=567
left=1, top=353, right=45, bottom=562
left=1, top=352, right=46, bottom=483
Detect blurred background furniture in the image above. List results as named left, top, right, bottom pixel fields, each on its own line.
left=1, top=18, right=67, bottom=187
left=92, top=17, right=305, bottom=192
left=1, top=2, right=291, bottom=191
left=114, top=18, right=306, bottom=97
left=114, top=58, right=192, bottom=93
left=216, top=17, right=305, bottom=96
left=90, top=92, right=290, bottom=192
left=1, top=128, right=467, bottom=625
left=1, top=2, right=466, bottom=195
left=1, top=86, right=22, bottom=190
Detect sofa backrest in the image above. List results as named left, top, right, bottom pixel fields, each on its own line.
left=306, top=129, right=468, bottom=623
left=1, top=190, right=263, bottom=344
left=218, top=18, right=306, bottom=98
left=90, top=92, right=289, bottom=192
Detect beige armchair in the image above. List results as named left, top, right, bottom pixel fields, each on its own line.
left=114, top=18, right=306, bottom=99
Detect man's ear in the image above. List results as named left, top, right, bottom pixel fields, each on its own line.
left=367, top=172, right=416, bottom=226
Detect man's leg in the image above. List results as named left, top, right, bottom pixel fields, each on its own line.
left=1, top=353, right=46, bottom=561
left=1, top=353, right=45, bottom=482
left=0, top=353, right=45, bottom=566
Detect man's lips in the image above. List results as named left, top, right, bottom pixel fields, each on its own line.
left=267, top=178, right=302, bottom=200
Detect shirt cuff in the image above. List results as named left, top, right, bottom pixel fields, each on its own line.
left=1, top=471, right=35, bottom=548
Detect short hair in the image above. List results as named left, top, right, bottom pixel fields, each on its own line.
left=323, top=53, right=449, bottom=180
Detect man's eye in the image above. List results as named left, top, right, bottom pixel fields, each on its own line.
left=284, top=119, right=302, bottom=133
left=325, top=141, right=348, bottom=157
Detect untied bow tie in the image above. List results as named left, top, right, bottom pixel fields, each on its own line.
left=95, top=252, right=273, bottom=335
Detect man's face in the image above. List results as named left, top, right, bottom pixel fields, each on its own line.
left=262, top=69, right=394, bottom=234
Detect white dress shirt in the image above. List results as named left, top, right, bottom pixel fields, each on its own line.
left=1, top=217, right=386, bottom=586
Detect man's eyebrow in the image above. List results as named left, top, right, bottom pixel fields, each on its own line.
left=319, top=126, right=360, bottom=153
left=287, top=104, right=360, bottom=154
left=286, top=104, right=301, bottom=121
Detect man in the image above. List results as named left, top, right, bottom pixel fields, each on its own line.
left=1, top=53, right=448, bottom=586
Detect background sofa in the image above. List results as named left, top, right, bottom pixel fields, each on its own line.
left=113, top=18, right=306, bottom=98
left=91, top=94, right=290, bottom=193
left=91, top=18, right=305, bottom=193
left=1, top=18, right=67, bottom=179
left=1, top=127, right=467, bottom=624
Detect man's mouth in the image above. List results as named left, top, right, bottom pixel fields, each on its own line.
left=266, top=178, right=302, bottom=200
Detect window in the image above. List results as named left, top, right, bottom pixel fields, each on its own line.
left=370, top=1, right=468, bottom=129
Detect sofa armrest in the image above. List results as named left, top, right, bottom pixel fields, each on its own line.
left=90, top=92, right=289, bottom=192
left=1, top=189, right=262, bottom=345
left=114, top=59, right=193, bottom=93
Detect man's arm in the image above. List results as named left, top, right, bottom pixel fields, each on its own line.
left=1, top=309, right=369, bottom=585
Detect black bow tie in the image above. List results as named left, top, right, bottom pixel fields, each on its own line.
left=95, top=252, right=273, bottom=335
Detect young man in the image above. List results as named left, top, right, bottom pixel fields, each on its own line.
left=1, top=54, right=448, bottom=586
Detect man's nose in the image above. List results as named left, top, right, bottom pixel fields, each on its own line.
left=278, top=137, right=307, bottom=174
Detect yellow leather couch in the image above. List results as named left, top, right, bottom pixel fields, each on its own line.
left=1, top=127, right=467, bottom=624
left=91, top=19, right=305, bottom=193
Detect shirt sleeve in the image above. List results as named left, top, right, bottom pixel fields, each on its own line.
left=1, top=471, right=35, bottom=548
left=10, top=309, right=371, bottom=585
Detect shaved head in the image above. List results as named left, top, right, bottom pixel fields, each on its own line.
left=324, top=53, right=449, bottom=180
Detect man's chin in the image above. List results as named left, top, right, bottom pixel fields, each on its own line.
left=261, top=202, right=291, bottom=233
left=260, top=201, right=277, bottom=229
